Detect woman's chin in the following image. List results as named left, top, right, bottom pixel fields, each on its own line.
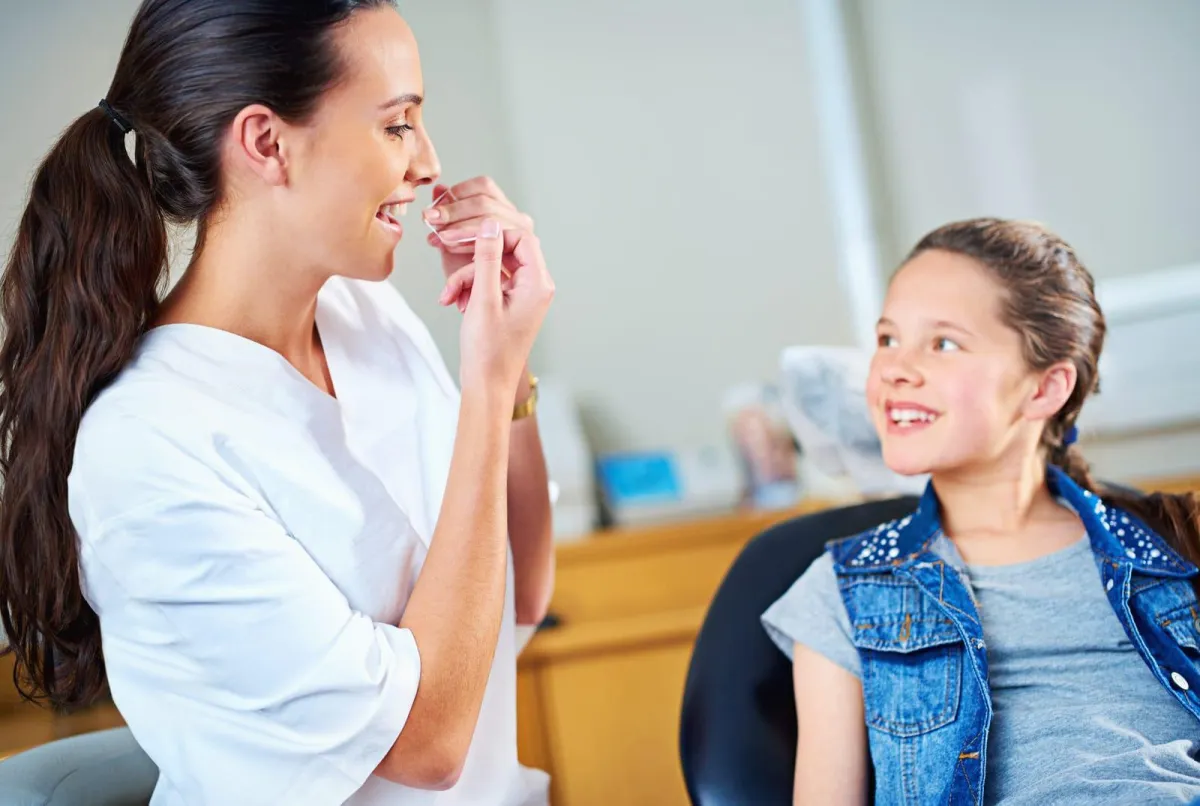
left=374, top=258, right=396, bottom=280
left=342, top=255, right=396, bottom=283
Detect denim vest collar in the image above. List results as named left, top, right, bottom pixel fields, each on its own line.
left=833, top=465, right=1197, bottom=579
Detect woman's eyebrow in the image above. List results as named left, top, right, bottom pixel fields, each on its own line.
left=378, top=93, right=423, bottom=111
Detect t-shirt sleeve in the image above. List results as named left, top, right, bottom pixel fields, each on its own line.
left=761, top=552, right=861, bottom=678
left=73, top=431, right=420, bottom=805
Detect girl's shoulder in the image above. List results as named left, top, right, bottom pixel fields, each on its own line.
left=762, top=550, right=860, bottom=675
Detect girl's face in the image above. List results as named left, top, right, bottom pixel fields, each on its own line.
left=866, top=249, right=1075, bottom=479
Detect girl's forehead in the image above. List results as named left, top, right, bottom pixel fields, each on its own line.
left=886, top=252, right=1007, bottom=322
left=883, top=253, right=1022, bottom=347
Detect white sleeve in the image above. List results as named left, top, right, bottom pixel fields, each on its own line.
left=75, top=446, right=420, bottom=804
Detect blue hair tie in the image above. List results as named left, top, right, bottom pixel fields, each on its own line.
left=1063, top=425, right=1079, bottom=447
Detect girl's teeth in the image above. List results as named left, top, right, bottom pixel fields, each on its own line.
left=890, top=409, right=938, bottom=424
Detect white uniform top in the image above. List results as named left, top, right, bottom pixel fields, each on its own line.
left=68, top=276, right=549, bottom=806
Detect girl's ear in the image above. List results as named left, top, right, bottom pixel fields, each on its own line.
left=1023, top=360, right=1077, bottom=424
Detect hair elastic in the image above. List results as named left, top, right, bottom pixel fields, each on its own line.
left=98, top=99, right=133, bottom=135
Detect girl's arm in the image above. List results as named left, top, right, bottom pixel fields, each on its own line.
left=791, top=642, right=870, bottom=805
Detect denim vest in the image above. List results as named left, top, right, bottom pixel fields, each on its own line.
left=830, top=466, right=1200, bottom=805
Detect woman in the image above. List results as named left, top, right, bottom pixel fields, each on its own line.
left=762, top=219, right=1200, bottom=804
left=0, top=2, right=555, bottom=804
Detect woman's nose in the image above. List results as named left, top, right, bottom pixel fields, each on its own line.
left=406, top=127, right=441, bottom=187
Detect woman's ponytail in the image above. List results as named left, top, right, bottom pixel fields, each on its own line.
left=0, top=105, right=167, bottom=709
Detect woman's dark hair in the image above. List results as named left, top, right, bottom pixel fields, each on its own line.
left=0, top=0, right=395, bottom=710
left=906, top=218, right=1200, bottom=571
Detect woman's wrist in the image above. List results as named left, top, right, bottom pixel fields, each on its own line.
left=459, top=384, right=516, bottom=428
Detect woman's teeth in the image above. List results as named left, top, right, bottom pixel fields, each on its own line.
left=379, top=203, right=408, bottom=223
left=890, top=408, right=938, bottom=425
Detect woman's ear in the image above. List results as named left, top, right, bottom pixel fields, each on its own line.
left=226, top=104, right=289, bottom=187
left=1024, top=361, right=1078, bottom=424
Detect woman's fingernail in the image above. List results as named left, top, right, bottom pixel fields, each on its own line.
left=480, top=219, right=501, bottom=239
left=424, top=208, right=443, bottom=223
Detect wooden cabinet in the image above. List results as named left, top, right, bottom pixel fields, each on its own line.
left=0, top=653, right=125, bottom=760
left=0, top=654, right=20, bottom=712
left=515, top=501, right=835, bottom=806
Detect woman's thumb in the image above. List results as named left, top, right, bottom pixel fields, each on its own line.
left=470, top=219, right=504, bottom=302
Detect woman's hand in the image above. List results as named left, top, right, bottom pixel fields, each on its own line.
left=424, top=177, right=535, bottom=308
left=448, top=218, right=553, bottom=403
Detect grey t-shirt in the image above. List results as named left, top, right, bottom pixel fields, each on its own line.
left=762, top=535, right=1200, bottom=805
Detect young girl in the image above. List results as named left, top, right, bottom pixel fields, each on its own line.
left=763, top=218, right=1200, bottom=805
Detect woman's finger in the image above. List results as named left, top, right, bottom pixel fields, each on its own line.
left=442, top=176, right=513, bottom=208
left=425, top=194, right=515, bottom=230
left=434, top=224, right=527, bottom=256
left=465, top=218, right=505, bottom=309
left=427, top=210, right=534, bottom=246
left=501, top=231, right=546, bottom=293
left=439, top=257, right=519, bottom=310
left=433, top=215, right=534, bottom=249
left=439, top=265, right=474, bottom=306
left=451, top=268, right=516, bottom=314
left=510, top=230, right=546, bottom=278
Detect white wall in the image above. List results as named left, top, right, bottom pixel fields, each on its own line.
left=855, top=0, right=1200, bottom=277
left=4, top=2, right=1197, bottom=479
left=489, top=0, right=853, bottom=453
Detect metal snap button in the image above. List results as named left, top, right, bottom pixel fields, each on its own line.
left=1170, top=672, right=1190, bottom=691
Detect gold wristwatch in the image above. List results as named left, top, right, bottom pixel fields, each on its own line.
left=512, top=373, right=539, bottom=421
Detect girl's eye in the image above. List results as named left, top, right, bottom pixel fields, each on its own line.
left=934, top=337, right=961, bottom=353
left=877, top=334, right=897, bottom=348
left=386, top=124, right=414, bottom=139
